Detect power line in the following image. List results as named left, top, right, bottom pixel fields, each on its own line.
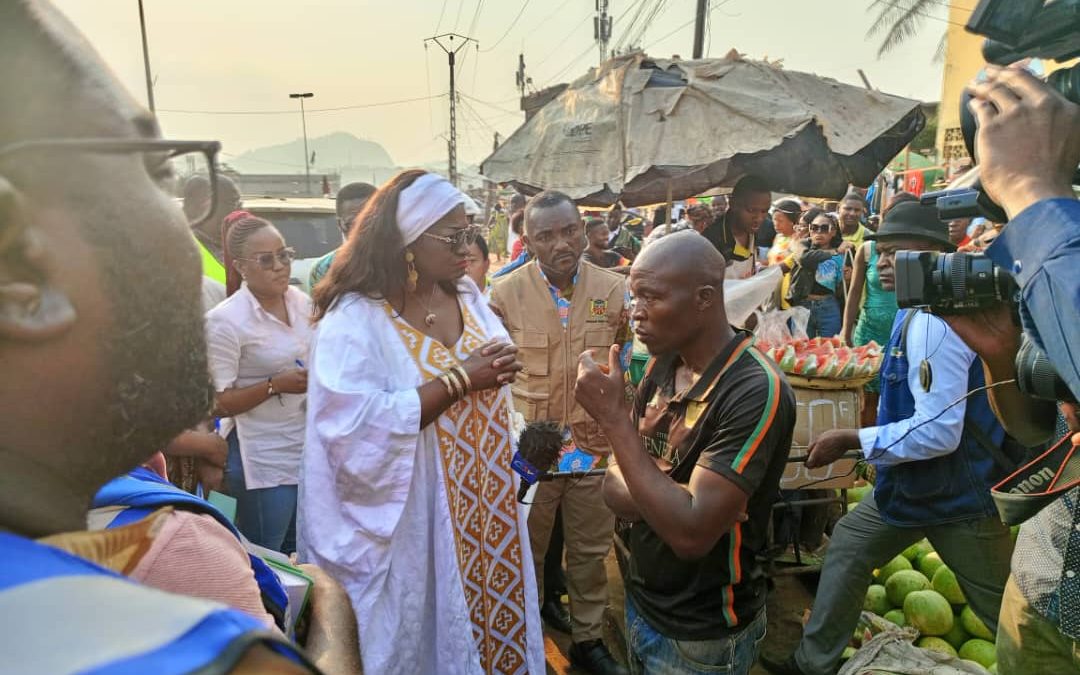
left=461, top=92, right=520, bottom=116
left=480, top=0, right=532, bottom=52
left=158, top=94, right=446, bottom=116
left=534, top=9, right=593, bottom=67
left=542, top=40, right=597, bottom=87
left=466, top=0, right=486, bottom=38
left=526, top=0, right=577, bottom=36
left=453, top=0, right=466, bottom=31
left=434, top=0, right=450, bottom=34
left=643, top=0, right=733, bottom=52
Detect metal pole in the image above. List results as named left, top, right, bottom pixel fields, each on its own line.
left=290, top=93, right=314, bottom=195
left=424, top=34, right=476, bottom=188
left=448, top=50, right=458, bottom=187
left=300, top=96, right=311, bottom=196
left=692, top=0, right=708, bottom=59
left=137, top=0, right=155, bottom=113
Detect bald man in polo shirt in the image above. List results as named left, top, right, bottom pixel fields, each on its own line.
left=576, top=232, right=796, bottom=674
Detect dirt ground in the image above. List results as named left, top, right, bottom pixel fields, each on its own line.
left=543, top=551, right=816, bottom=674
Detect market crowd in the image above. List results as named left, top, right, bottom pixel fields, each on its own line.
left=3, top=2, right=1080, bottom=675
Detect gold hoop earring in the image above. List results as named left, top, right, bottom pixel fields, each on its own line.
left=405, top=249, right=418, bottom=292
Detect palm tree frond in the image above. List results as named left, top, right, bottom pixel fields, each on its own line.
left=933, top=30, right=948, bottom=63
left=866, top=0, right=938, bottom=58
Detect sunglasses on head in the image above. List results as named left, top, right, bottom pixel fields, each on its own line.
left=237, top=248, right=296, bottom=269
left=421, top=225, right=481, bottom=249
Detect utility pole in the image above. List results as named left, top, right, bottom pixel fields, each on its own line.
left=594, top=0, right=613, bottom=63
left=515, top=53, right=528, bottom=98
left=484, top=132, right=501, bottom=226
left=424, top=33, right=476, bottom=187
left=692, top=0, right=708, bottom=59
left=136, top=0, right=155, bottom=113
left=289, top=92, right=314, bottom=196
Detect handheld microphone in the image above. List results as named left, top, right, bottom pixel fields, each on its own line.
left=511, top=420, right=564, bottom=503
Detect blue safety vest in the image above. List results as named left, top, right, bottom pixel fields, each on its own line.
left=0, top=531, right=307, bottom=674
left=873, top=310, right=1014, bottom=526
left=91, top=467, right=291, bottom=633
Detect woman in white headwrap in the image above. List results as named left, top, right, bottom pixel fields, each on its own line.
left=299, top=170, right=545, bottom=675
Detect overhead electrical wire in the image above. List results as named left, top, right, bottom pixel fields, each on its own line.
left=480, top=0, right=533, bottom=52
left=158, top=94, right=446, bottom=116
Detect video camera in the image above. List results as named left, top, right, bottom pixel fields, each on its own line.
left=894, top=247, right=1076, bottom=403
left=919, top=0, right=1080, bottom=224
left=892, top=0, right=1080, bottom=405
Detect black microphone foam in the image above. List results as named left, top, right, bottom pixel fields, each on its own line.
left=513, top=420, right=564, bottom=502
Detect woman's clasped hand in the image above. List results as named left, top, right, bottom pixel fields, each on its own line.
left=461, top=339, right=522, bottom=389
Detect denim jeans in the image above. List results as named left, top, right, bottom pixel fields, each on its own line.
left=625, top=593, right=767, bottom=674
left=224, top=429, right=298, bottom=554
left=802, top=296, right=842, bottom=339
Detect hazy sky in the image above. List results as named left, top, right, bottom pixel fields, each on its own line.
left=52, top=0, right=962, bottom=174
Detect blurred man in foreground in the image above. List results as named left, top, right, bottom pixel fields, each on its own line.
left=0, top=2, right=357, bottom=672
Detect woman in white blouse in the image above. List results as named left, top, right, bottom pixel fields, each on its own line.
left=207, top=212, right=312, bottom=553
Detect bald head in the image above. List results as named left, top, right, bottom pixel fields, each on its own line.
left=635, top=230, right=727, bottom=289
left=629, top=231, right=730, bottom=356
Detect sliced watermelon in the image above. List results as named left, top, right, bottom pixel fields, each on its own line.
left=837, top=356, right=858, bottom=379
left=817, top=354, right=840, bottom=378
left=778, top=345, right=797, bottom=372
left=794, top=354, right=819, bottom=376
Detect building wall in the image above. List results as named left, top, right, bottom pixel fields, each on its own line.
left=935, top=2, right=983, bottom=180
left=936, top=1, right=1078, bottom=180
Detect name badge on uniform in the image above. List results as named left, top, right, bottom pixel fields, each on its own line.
left=589, top=299, right=608, bottom=321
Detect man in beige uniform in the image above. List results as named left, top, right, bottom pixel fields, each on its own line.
left=491, top=191, right=629, bottom=675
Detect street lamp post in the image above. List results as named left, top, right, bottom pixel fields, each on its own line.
left=137, top=0, right=155, bottom=113
left=289, top=92, right=314, bottom=195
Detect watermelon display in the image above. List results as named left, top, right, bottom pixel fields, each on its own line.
left=757, top=336, right=882, bottom=380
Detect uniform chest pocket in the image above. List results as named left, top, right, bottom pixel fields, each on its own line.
left=516, top=330, right=549, bottom=377
left=584, top=328, right=616, bottom=350
left=882, top=360, right=908, bottom=386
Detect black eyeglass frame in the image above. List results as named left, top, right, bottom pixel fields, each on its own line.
left=0, top=138, right=222, bottom=229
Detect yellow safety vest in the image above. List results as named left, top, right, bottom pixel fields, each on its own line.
left=197, top=237, right=227, bottom=284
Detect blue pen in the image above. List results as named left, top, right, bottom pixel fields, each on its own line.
left=295, top=359, right=305, bottom=368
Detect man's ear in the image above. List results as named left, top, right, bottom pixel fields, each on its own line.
left=0, top=176, right=76, bottom=341
left=696, top=284, right=718, bottom=311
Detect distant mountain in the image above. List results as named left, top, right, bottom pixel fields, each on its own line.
left=229, top=132, right=395, bottom=175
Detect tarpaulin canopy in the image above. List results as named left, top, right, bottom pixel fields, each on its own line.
left=481, top=51, right=925, bottom=207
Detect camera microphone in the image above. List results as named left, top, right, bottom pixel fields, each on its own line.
left=511, top=420, right=564, bottom=503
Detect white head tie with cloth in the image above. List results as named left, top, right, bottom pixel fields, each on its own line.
left=396, top=172, right=467, bottom=246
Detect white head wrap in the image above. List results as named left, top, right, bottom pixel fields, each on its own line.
left=396, top=172, right=467, bottom=246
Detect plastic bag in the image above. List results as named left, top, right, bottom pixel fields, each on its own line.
left=839, top=612, right=990, bottom=675
left=754, top=306, right=811, bottom=347
left=723, top=265, right=783, bottom=327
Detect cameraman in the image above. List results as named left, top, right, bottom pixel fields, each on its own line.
left=762, top=203, right=1014, bottom=675
left=946, top=65, right=1080, bottom=673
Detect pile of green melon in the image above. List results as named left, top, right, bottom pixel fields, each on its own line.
left=859, top=539, right=1001, bottom=673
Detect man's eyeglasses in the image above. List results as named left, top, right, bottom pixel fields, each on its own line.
left=236, top=248, right=296, bottom=269
left=809, top=224, right=833, bottom=233
left=422, top=225, right=481, bottom=250
left=0, top=138, right=222, bottom=228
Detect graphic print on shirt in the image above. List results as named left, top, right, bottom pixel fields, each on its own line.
left=387, top=304, right=530, bottom=675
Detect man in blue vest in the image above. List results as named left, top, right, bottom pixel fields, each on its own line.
left=762, top=202, right=1017, bottom=675
left=0, top=3, right=358, bottom=673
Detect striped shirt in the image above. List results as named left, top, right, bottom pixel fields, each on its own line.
left=623, top=331, right=795, bottom=639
